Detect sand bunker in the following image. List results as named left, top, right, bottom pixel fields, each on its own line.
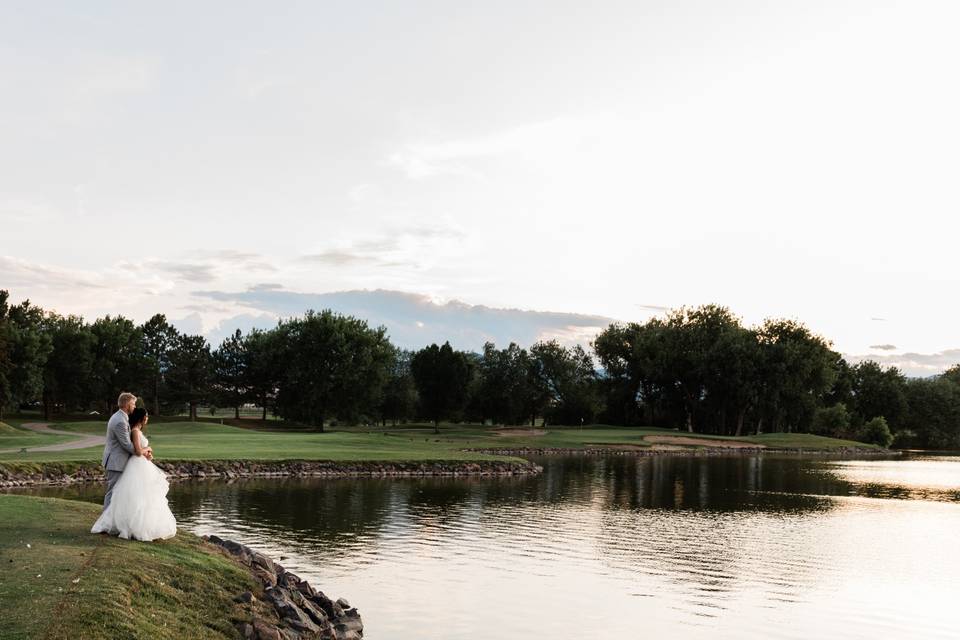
left=493, top=428, right=548, bottom=437
left=585, top=443, right=651, bottom=451
left=643, top=435, right=765, bottom=449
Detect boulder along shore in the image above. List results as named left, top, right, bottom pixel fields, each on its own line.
left=206, top=535, right=364, bottom=640
left=0, top=458, right=543, bottom=488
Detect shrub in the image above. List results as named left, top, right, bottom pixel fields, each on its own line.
left=860, top=416, right=894, bottom=448
left=811, top=403, right=851, bottom=438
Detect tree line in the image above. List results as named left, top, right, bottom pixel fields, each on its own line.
left=1, top=291, right=958, bottom=448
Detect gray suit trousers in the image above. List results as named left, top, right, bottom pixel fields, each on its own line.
left=104, top=470, right=124, bottom=510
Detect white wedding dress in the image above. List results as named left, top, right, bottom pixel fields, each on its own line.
left=91, top=432, right=177, bottom=541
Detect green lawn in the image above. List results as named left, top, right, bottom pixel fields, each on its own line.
left=0, top=420, right=879, bottom=466
left=0, top=494, right=256, bottom=640
left=0, top=422, right=79, bottom=451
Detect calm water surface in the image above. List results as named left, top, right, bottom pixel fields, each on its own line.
left=21, top=453, right=960, bottom=639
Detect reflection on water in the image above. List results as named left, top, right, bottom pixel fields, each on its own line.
left=15, top=454, right=960, bottom=639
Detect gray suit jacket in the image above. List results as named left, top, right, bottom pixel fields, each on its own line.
left=102, top=409, right=136, bottom=472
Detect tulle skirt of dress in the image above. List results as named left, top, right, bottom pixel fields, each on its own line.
left=91, top=456, right=178, bottom=541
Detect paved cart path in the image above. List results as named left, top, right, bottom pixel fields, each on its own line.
left=0, top=422, right=105, bottom=454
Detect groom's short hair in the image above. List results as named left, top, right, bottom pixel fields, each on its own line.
left=117, top=392, right=137, bottom=408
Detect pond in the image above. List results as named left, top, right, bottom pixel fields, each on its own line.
left=19, top=453, right=960, bottom=639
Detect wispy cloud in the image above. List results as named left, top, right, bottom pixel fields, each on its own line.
left=869, top=344, right=897, bottom=351
left=300, top=226, right=464, bottom=270
left=0, top=255, right=107, bottom=291
left=637, top=304, right=671, bottom=313
left=147, top=261, right=218, bottom=283
left=136, top=252, right=277, bottom=283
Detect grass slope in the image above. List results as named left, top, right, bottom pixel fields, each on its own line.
left=0, top=494, right=254, bottom=640
left=0, top=423, right=79, bottom=451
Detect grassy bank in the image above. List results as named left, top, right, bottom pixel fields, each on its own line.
left=0, top=494, right=255, bottom=640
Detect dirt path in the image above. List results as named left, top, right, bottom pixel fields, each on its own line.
left=643, top=435, right=765, bottom=449
left=0, top=422, right=105, bottom=454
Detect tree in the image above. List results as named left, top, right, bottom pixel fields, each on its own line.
left=411, top=342, right=471, bottom=433
left=593, top=321, right=666, bottom=426
left=140, top=314, right=179, bottom=416
left=273, top=310, right=393, bottom=431
left=380, top=348, right=417, bottom=426
left=660, top=305, right=743, bottom=433
left=902, top=377, right=960, bottom=449
left=811, top=403, right=852, bottom=438
left=42, top=314, right=95, bottom=418
left=0, top=293, right=52, bottom=419
left=849, top=361, right=908, bottom=430
left=212, top=329, right=248, bottom=419
left=244, top=328, right=283, bottom=422
left=529, top=340, right=599, bottom=426
left=860, top=416, right=894, bottom=448
left=710, top=326, right=761, bottom=436
left=474, top=342, right=533, bottom=426
left=754, top=319, right=837, bottom=434
left=166, top=334, right=212, bottom=421
left=0, top=292, right=12, bottom=419
left=90, top=316, right=144, bottom=415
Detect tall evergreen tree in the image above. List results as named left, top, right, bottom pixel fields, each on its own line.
left=212, top=329, right=248, bottom=419
left=140, top=314, right=179, bottom=416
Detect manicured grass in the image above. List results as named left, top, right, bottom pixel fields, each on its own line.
left=0, top=422, right=79, bottom=451
left=0, top=421, right=522, bottom=464
left=0, top=494, right=256, bottom=640
left=0, top=421, right=880, bottom=466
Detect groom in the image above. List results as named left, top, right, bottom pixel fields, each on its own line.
left=101, top=392, right=152, bottom=510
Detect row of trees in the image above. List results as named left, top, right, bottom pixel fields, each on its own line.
left=1, top=290, right=959, bottom=447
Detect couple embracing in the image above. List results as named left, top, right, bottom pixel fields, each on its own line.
left=91, top=392, right=177, bottom=541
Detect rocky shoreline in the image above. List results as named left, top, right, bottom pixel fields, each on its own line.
left=0, top=458, right=543, bottom=488
left=205, top=534, right=363, bottom=640
left=467, top=446, right=901, bottom=457
left=0, top=446, right=901, bottom=488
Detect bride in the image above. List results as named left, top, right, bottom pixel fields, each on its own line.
left=91, top=408, right=177, bottom=541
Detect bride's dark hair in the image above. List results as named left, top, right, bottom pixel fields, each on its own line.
left=130, top=407, right=148, bottom=429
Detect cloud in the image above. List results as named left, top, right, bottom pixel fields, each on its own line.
left=249, top=282, right=284, bottom=292
left=0, top=255, right=108, bottom=291
left=206, top=313, right=280, bottom=346
left=140, top=252, right=277, bottom=283
left=170, top=313, right=204, bottom=336
left=191, top=287, right=615, bottom=351
left=871, top=317, right=888, bottom=321
left=845, top=349, right=960, bottom=378
left=148, top=261, right=218, bottom=283
left=869, top=344, right=897, bottom=351
left=637, top=304, right=671, bottom=312
left=299, top=226, right=464, bottom=270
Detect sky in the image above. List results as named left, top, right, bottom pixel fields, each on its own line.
left=1, top=1, right=958, bottom=376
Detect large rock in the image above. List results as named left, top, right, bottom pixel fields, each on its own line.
left=207, top=536, right=363, bottom=639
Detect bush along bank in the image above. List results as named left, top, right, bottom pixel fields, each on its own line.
left=0, top=458, right=543, bottom=487
left=206, top=535, right=363, bottom=640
